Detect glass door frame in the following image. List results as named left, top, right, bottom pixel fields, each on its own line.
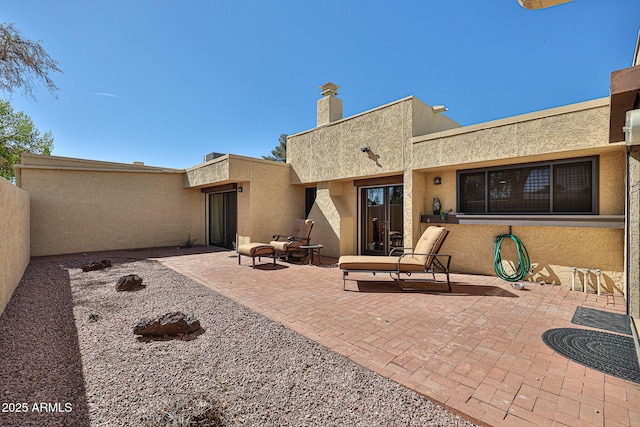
left=207, top=190, right=238, bottom=250
left=360, top=184, right=404, bottom=256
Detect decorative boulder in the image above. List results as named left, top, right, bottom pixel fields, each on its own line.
left=133, top=312, right=201, bottom=337
left=116, top=274, right=145, bottom=291
left=82, top=259, right=112, bottom=272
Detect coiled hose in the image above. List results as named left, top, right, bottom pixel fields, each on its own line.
left=493, top=233, right=531, bottom=282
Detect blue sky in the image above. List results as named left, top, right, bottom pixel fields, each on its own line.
left=3, top=1, right=639, bottom=169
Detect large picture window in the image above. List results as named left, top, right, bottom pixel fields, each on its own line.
left=457, top=157, right=598, bottom=214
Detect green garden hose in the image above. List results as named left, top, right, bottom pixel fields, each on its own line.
left=493, top=233, right=531, bottom=282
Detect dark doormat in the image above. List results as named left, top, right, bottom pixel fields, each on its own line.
left=542, top=328, right=640, bottom=384
left=571, top=306, right=632, bottom=335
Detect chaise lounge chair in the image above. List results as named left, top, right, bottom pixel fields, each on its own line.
left=338, top=226, right=451, bottom=291
left=269, top=219, right=314, bottom=261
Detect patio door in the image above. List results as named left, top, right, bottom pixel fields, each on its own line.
left=208, top=191, right=237, bottom=249
left=361, top=185, right=403, bottom=255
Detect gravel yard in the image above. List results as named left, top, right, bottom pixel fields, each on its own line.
left=0, top=258, right=478, bottom=426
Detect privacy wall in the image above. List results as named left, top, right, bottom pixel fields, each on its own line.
left=0, top=178, right=30, bottom=316
left=17, top=154, right=201, bottom=257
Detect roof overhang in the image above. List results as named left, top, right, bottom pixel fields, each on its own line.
left=609, top=64, right=640, bottom=143
left=517, top=0, right=571, bottom=10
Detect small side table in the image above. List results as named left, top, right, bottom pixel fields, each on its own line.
left=300, top=244, right=323, bottom=266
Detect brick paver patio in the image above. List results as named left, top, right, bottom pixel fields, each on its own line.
left=38, top=246, right=640, bottom=426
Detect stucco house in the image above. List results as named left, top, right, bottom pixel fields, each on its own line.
left=9, top=42, right=640, bottom=334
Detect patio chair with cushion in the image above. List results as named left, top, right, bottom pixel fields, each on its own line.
left=338, top=226, right=451, bottom=291
left=270, top=219, right=315, bottom=261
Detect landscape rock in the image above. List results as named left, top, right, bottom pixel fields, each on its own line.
left=133, top=312, right=201, bottom=337
left=116, top=274, right=145, bottom=292
left=82, top=259, right=112, bottom=272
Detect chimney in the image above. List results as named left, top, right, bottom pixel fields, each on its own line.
left=317, top=82, right=342, bottom=126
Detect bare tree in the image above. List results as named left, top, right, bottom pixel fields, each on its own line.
left=0, top=22, right=62, bottom=98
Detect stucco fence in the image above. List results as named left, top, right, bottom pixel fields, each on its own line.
left=0, top=178, right=30, bottom=316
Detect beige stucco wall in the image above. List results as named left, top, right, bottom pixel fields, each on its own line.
left=438, top=224, right=624, bottom=292
left=292, top=95, right=627, bottom=294
left=306, top=181, right=357, bottom=257
left=288, top=97, right=459, bottom=185
left=185, top=155, right=231, bottom=188
left=10, top=91, right=632, bottom=300
left=288, top=96, right=413, bottom=256
left=17, top=154, right=201, bottom=256
left=411, top=98, right=460, bottom=138
left=401, top=99, right=628, bottom=293
left=413, top=148, right=627, bottom=292
left=412, top=98, right=612, bottom=170
left=288, top=98, right=410, bottom=184
left=241, top=161, right=305, bottom=246
left=631, top=54, right=640, bottom=331
left=288, top=96, right=460, bottom=253
left=0, top=178, right=30, bottom=316
left=186, top=154, right=291, bottom=189
left=628, top=147, right=640, bottom=321
left=186, top=156, right=305, bottom=247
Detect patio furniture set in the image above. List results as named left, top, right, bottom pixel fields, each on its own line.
left=237, top=219, right=318, bottom=267
left=237, top=219, right=452, bottom=292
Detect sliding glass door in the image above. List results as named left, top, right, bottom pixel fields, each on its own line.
left=208, top=191, right=237, bottom=249
left=361, top=185, right=403, bottom=255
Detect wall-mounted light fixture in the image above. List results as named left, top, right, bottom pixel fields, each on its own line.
left=431, top=105, right=448, bottom=114
left=237, top=186, right=243, bottom=192
left=624, top=110, right=640, bottom=145
left=361, top=146, right=371, bottom=153
left=434, top=176, right=442, bottom=185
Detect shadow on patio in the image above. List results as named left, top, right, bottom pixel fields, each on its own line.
left=157, top=248, right=639, bottom=427
left=346, top=280, right=520, bottom=297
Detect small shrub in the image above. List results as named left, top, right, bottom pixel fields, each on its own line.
left=183, top=234, right=198, bottom=248
left=144, top=393, right=223, bottom=427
